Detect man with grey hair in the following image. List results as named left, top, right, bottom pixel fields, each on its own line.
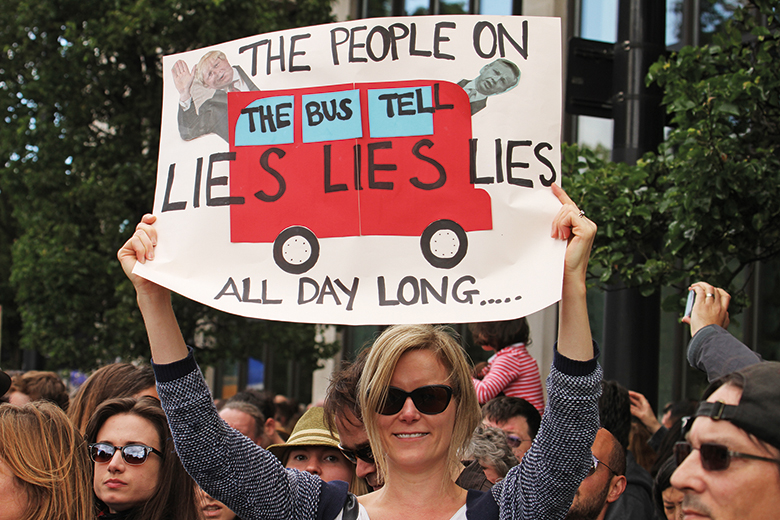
left=219, top=400, right=282, bottom=448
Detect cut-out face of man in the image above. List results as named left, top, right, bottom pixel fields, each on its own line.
left=475, top=60, right=519, bottom=96
left=200, top=54, right=235, bottom=90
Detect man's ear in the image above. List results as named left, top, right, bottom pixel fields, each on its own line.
left=606, top=475, right=627, bottom=504
left=264, top=417, right=277, bottom=436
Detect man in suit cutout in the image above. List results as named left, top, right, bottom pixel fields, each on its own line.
left=172, top=50, right=259, bottom=142
left=458, top=58, right=520, bottom=116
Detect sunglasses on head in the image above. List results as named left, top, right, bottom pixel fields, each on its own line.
left=587, top=453, right=616, bottom=477
left=89, top=442, right=164, bottom=465
left=674, top=441, right=780, bottom=471
left=338, top=443, right=375, bottom=465
left=379, top=385, right=453, bottom=416
left=505, top=434, right=532, bottom=449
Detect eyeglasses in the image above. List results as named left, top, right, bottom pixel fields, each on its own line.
left=587, top=454, right=616, bottom=477
left=674, top=441, right=780, bottom=471
left=505, top=435, right=532, bottom=449
left=379, top=385, right=454, bottom=416
left=338, top=443, right=375, bottom=465
left=89, top=442, right=164, bottom=465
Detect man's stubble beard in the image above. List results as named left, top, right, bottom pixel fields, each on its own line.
left=563, top=482, right=611, bottom=520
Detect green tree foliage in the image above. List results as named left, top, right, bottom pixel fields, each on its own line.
left=0, top=0, right=337, bottom=369
left=563, top=0, right=780, bottom=310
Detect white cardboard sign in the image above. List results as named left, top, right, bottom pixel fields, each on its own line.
left=135, top=15, right=566, bottom=325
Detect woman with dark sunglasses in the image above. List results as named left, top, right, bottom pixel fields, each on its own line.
left=118, top=183, right=600, bottom=520
left=84, top=397, right=202, bottom=520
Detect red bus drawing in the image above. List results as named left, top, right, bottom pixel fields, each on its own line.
left=227, top=79, right=492, bottom=274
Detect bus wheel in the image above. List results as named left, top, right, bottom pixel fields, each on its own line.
left=273, top=226, right=320, bottom=274
left=420, top=220, right=467, bottom=269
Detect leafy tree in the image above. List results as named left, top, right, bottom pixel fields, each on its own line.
left=0, top=0, right=337, bottom=370
left=563, top=0, right=780, bottom=310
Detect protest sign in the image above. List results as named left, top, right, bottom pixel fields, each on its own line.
left=135, top=15, right=566, bottom=325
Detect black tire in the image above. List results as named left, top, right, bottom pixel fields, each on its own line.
left=273, top=226, right=320, bottom=274
left=420, top=219, right=468, bottom=269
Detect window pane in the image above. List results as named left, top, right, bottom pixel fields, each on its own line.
left=405, top=0, right=430, bottom=15
left=577, top=115, right=613, bottom=153
left=580, top=0, right=618, bottom=42
left=440, top=0, right=468, bottom=14
left=365, top=0, right=392, bottom=18
left=699, top=0, right=740, bottom=44
left=666, top=0, right=683, bottom=46
left=480, top=0, right=513, bottom=16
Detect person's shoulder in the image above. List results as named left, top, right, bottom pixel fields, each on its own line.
left=465, top=489, right=498, bottom=520
left=497, top=344, right=529, bottom=357
left=316, top=480, right=349, bottom=520
left=605, top=488, right=655, bottom=520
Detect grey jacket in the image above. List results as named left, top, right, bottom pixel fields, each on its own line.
left=687, top=325, right=762, bottom=382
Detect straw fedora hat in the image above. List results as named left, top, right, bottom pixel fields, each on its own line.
left=267, top=406, right=341, bottom=463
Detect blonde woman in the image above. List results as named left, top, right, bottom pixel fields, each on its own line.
left=0, top=401, right=92, bottom=520
left=119, top=183, right=600, bottom=520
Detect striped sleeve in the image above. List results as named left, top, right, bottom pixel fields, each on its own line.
left=472, top=345, right=544, bottom=412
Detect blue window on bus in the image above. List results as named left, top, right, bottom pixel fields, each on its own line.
left=302, top=89, right=362, bottom=143
left=235, top=95, right=295, bottom=146
left=367, top=86, right=434, bottom=139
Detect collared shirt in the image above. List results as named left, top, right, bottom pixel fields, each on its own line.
left=461, top=79, right=488, bottom=104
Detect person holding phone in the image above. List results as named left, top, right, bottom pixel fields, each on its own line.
left=682, top=281, right=761, bottom=382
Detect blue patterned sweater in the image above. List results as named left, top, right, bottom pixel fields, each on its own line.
left=153, top=346, right=601, bottom=520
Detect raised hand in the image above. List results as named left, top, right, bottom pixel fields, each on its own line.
left=682, top=281, right=730, bottom=336
left=171, top=60, right=196, bottom=102
left=551, top=183, right=597, bottom=361
left=551, top=183, right=597, bottom=286
left=629, top=390, right=662, bottom=434
left=117, top=214, right=167, bottom=300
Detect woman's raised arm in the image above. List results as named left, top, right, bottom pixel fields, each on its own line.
left=550, top=183, right=597, bottom=361
left=117, top=213, right=189, bottom=364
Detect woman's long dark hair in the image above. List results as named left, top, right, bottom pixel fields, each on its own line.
left=84, top=397, right=202, bottom=520
left=652, top=456, right=677, bottom=518
left=69, top=363, right=156, bottom=433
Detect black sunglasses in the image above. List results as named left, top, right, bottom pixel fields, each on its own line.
left=338, top=443, right=375, bottom=465
left=89, top=442, right=164, bottom=465
left=674, top=441, right=780, bottom=471
left=379, top=385, right=454, bottom=416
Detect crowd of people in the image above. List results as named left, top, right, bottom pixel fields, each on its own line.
left=1, top=187, right=779, bottom=520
